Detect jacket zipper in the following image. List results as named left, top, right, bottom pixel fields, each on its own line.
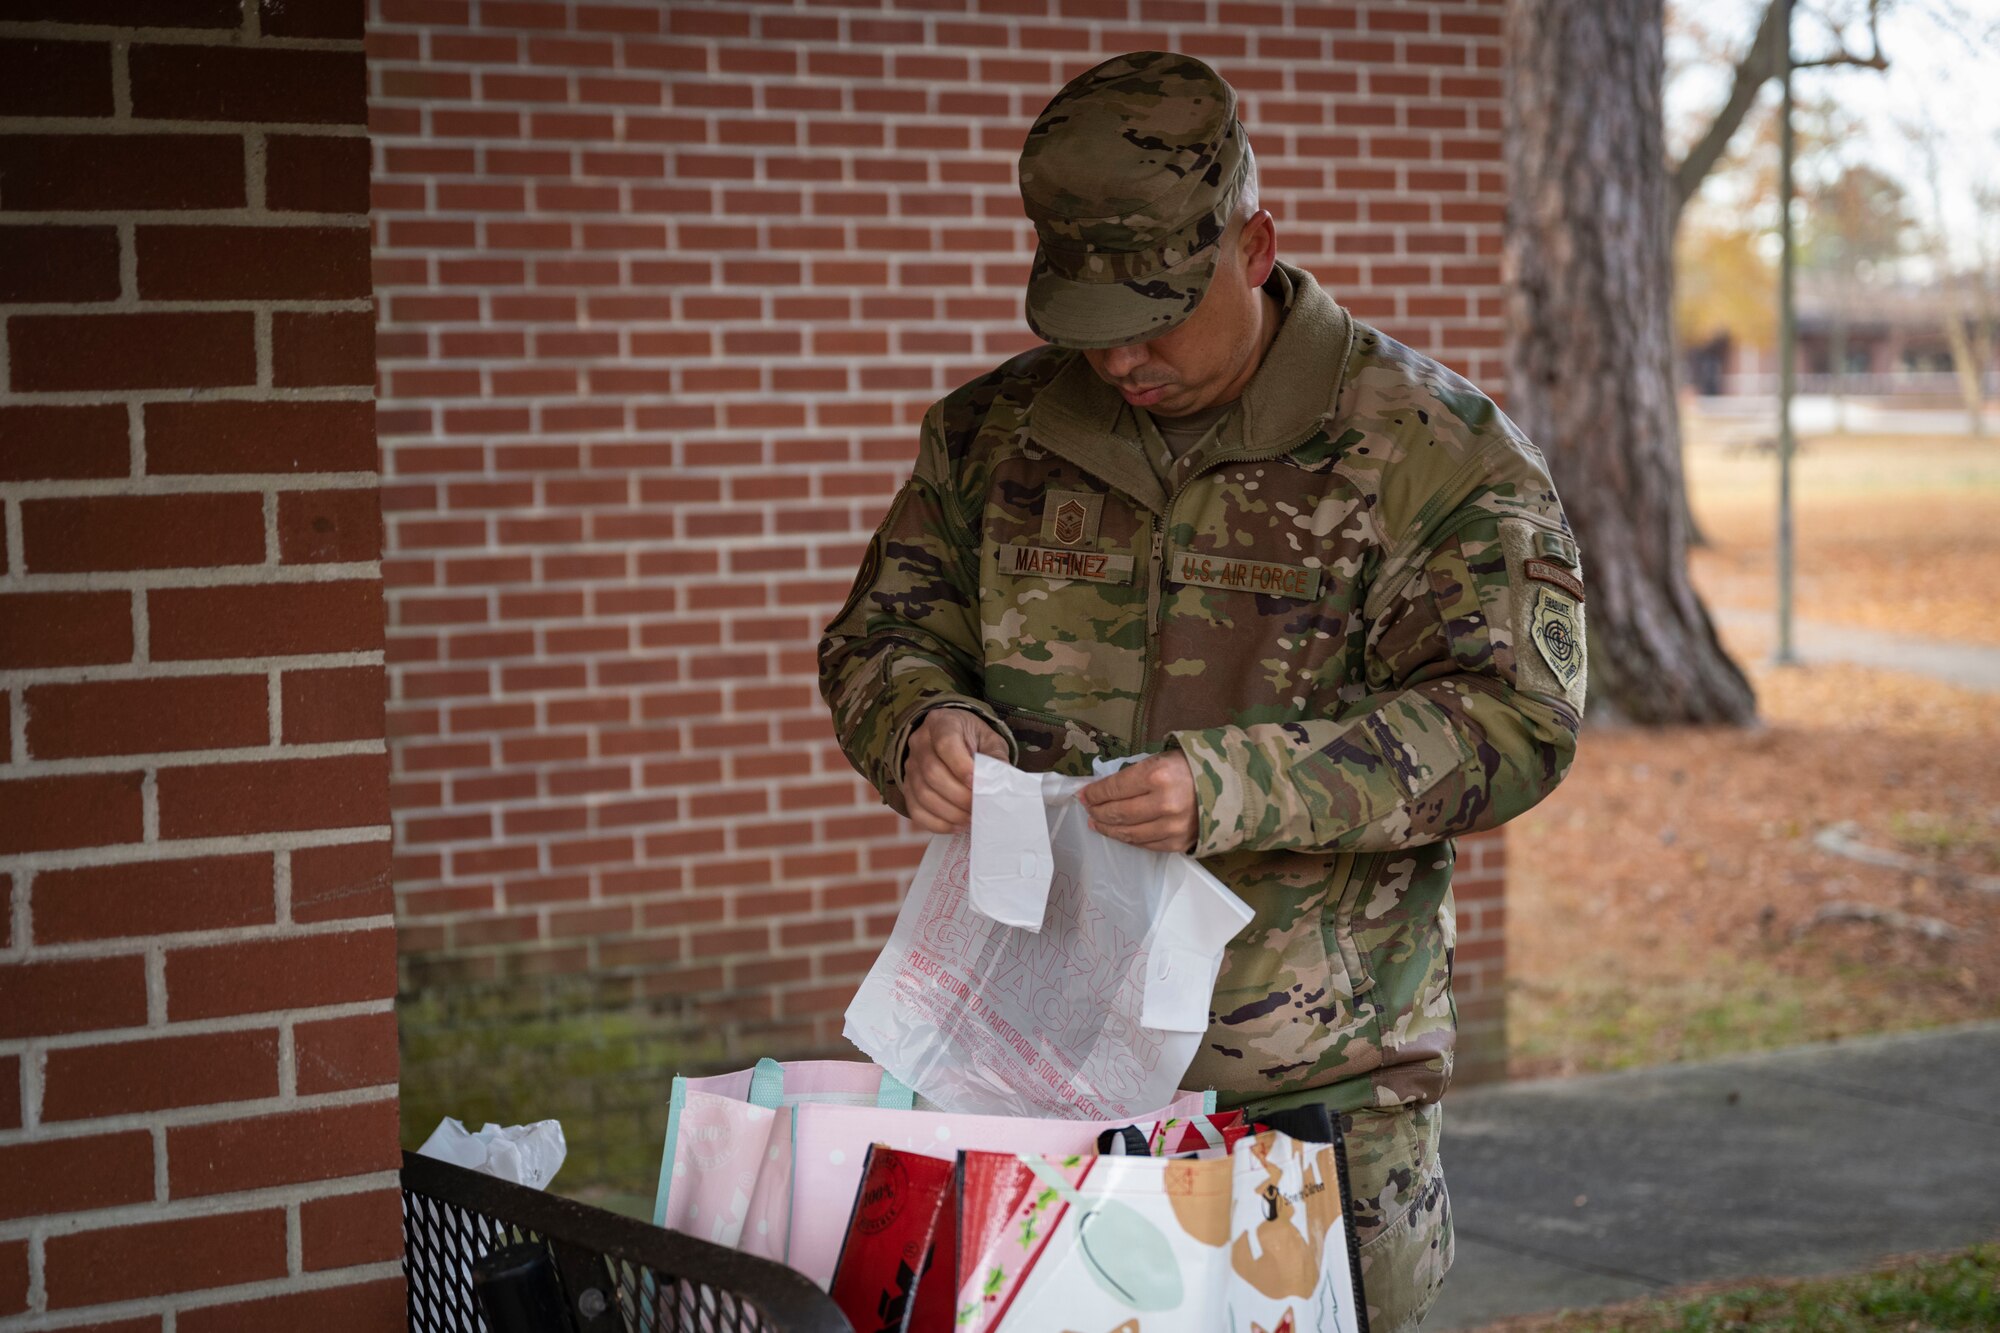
left=1130, top=441, right=1300, bottom=749
left=1326, top=853, right=1376, bottom=1000
left=1132, top=514, right=1166, bottom=747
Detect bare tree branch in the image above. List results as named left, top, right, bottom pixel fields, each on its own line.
left=1794, top=50, right=1889, bottom=68
left=1670, top=0, right=1786, bottom=222
left=1669, top=0, right=1889, bottom=223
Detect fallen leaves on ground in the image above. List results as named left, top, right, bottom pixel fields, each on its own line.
left=1509, top=432, right=1999, bottom=1077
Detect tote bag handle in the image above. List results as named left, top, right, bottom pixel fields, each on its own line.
left=745, top=1057, right=914, bottom=1110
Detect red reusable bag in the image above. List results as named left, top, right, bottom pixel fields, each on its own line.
left=829, top=1146, right=955, bottom=1333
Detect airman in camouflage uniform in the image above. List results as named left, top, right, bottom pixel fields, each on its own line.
left=819, top=52, right=1585, bottom=1331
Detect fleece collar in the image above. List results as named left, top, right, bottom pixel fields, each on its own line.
left=1025, top=260, right=1355, bottom=513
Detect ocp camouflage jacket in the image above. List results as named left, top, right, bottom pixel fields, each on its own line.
left=819, top=261, right=1585, bottom=1115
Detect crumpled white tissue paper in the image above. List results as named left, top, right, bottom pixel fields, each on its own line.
left=416, top=1117, right=568, bottom=1190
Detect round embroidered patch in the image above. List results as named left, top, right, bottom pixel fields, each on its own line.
left=1532, top=586, right=1584, bottom=691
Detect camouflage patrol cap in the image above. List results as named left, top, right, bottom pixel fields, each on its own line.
left=1019, top=51, right=1250, bottom=349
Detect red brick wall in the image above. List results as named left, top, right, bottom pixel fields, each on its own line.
left=369, top=0, right=1510, bottom=1097
left=0, top=3, right=404, bottom=1326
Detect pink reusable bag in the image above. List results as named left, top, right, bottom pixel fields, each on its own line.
left=655, top=1058, right=902, bottom=1254
left=655, top=1057, right=1215, bottom=1289
left=653, top=1089, right=777, bottom=1248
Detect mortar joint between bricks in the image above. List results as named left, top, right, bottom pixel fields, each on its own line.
left=8, top=998, right=395, bottom=1059
left=254, top=307, right=274, bottom=390
left=0, top=651, right=384, bottom=694
left=266, top=670, right=283, bottom=748
left=145, top=942, right=166, bottom=1023
left=140, top=769, right=159, bottom=842
left=24, top=1230, right=44, bottom=1318
left=21, top=1047, right=43, bottom=1134
left=10, top=562, right=386, bottom=597
left=109, top=36, right=130, bottom=120
left=7, top=867, right=28, bottom=956
left=0, top=1084, right=402, bottom=1152
left=0, top=19, right=367, bottom=46
left=2, top=1258, right=405, bottom=1327
left=127, top=400, right=144, bottom=479
left=277, top=1017, right=296, bottom=1099
left=261, top=489, right=279, bottom=567
left=115, top=221, right=137, bottom=307
left=1, top=497, right=22, bottom=588
left=17, top=909, right=399, bottom=966
left=0, top=294, right=372, bottom=318
left=0, top=474, right=380, bottom=502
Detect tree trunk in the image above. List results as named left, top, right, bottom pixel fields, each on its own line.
left=1941, top=311, right=1988, bottom=438
left=1504, top=0, right=1759, bottom=726
left=1832, top=279, right=1850, bottom=434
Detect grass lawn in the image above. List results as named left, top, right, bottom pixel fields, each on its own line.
left=1482, top=1244, right=1998, bottom=1332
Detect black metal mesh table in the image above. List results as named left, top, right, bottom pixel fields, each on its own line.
left=400, top=1149, right=852, bottom=1333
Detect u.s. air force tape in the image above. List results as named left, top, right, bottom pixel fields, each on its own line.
left=1169, top=549, right=1321, bottom=600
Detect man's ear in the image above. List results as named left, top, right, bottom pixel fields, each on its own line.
left=1238, top=210, right=1278, bottom=288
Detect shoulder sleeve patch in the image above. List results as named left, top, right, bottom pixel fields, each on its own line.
left=1530, top=587, right=1585, bottom=695
left=1524, top=557, right=1584, bottom=600
left=1498, top=518, right=1587, bottom=713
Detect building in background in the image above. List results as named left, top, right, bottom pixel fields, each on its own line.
left=1697, top=275, right=2000, bottom=401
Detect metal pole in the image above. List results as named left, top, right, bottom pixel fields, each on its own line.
left=1775, top=0, right=1800, bottom=665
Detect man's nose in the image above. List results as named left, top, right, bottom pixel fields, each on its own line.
left=1100, top=342, right=1148, bottom=378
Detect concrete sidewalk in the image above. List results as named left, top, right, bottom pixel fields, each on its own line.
left=1711, top=609, right=2000, bottom=693
left=1426, top=1022, right=2000, bottom=1329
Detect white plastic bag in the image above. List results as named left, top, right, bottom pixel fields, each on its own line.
left=844, top=754, right=1252, bottom=1120
left=416, top=1117, right=567, bottom=1190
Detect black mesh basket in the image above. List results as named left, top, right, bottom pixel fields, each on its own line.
left=400, top=1150, right=852, bottom=1333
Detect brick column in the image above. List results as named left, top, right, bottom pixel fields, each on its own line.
left=0, top=2, right=404, bottom=1326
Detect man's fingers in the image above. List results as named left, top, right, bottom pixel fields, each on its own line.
left=1084, top=788, right=1189, bottom=827
left=935, top=724, right=979, bottom=784
left=906, top=781, right=969, bottom=833
left=1106, top=821, right=1192, bottom=850
left=1081, top=754, right=1182, bottom=806
left=1090, top=816, right=1193, bottom=852
left=1080, top=764, right=1146, bottom=806
left=909, top=749, right=973, bottom=812
left=1086, top=756, right=1195, bottom=851
left=907, top=752, right=972, bottom=816
left=1091, top=812, right=1173, bottom=836
left=1088, top=783, right=1180, bottom=812
left=902, top=710, right=1011, bottom=835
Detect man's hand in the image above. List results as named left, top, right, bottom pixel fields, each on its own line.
left=902, top=708, right=1009, bottom=834
left=1079, top=750, right=1199, bottom=853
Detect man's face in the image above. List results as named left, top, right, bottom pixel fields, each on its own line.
left=1080, top=210, right=1278, bottom=418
